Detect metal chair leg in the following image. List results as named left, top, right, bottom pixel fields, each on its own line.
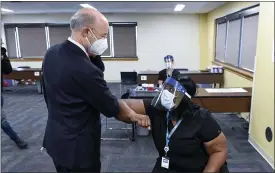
left=101, top=117, right=132, bottom=141
left=120, top=84, right=122, bottom=97
left=105, top=116, right=108, bottom=130
left=101, top=84, right=135, bottom=141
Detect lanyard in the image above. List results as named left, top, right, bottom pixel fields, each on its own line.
left=166, top=69, right=174, bottom=78
left=164, top=112, right=183, bottom=156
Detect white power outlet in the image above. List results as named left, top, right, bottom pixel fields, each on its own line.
left=34, top=72, right=40, bottom=76
left=141, top=75, right=147, bottom=81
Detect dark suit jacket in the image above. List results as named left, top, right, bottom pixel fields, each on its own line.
left=89, top=55, right=105, bottom=72
left=42, top=40, right=119, bottom=169
left=1, top=47, right=12, bottom=91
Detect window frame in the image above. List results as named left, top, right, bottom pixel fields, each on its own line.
left=214, top=4, right=260, bottom=75
left=109, top=22, right=138, bottom=58
left=3, top=22, right=138, bottom=61
left=46, top=23, right=71, bottom=49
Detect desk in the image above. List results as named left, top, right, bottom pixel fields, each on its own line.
left=129, top=87, right=252, bottom=140
left=3, top=68, right=43, bottom=93
left=137, top=70, right=224, bottom=87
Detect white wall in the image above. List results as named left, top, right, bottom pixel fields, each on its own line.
left=1, top=13, right=200, bottom=82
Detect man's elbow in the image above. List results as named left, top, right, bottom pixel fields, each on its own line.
left=104, top=107, right=119, bottom=118
left=104, top=100, right=120, bottom=118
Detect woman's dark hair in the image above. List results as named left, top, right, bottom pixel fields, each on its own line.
left=178, top=76, right=197, bottom=97
left=172, top=76, right=198, bottom=120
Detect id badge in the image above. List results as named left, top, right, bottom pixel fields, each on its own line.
left=161, top=157, right=169, bottom=169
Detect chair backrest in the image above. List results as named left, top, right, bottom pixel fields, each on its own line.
left=120, top=72, right=137, bottom=85
left=176, top=68, right=188, bottom=71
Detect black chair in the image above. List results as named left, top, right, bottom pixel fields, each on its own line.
left=120, top=71, right=138, bottom=96
left=102, top=90, right=134, bottom=141
left=101, top=72, right=137, bottom=141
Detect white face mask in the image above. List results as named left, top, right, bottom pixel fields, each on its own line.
left=166, top=62, right=172, bottom=69
left=86, top=29, right=108, bottom=55
left=161, top=89, right=175, bottom=110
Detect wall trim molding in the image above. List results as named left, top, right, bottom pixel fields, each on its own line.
left=106, top=80, right=120, bottom=83
left=249, top=55, right=258, bottom=135
left=212, top=61, right=253, bottom=80
left=248, top=135, right=274, bottom=169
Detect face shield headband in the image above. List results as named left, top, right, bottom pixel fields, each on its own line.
left=151, top=77, right=191, bottom=111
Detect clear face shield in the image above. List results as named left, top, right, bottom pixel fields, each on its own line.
left=165, top=59, right=173, bottom=69
left=151, top=77, right=191, bottom=111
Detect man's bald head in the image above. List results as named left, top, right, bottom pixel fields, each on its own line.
left=69, top=8, right=109, bottom=57
left=70, top=8, right=108, bottom=32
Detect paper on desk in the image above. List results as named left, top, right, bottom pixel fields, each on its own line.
left=205, top=88, right=247, bottom=93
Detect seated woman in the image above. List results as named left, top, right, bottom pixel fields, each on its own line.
left=158, top=55, right=180, bottom=87
left=122, top=76, right=228, bottom=173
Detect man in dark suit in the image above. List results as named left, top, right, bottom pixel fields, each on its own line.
left=1, top=42, right=28, bottom=149
left=42, top=8, right=150, bottom=172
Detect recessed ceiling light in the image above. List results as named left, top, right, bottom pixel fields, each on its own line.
left=1, top=8, right=14, bottom=13
left=174, top=4, right=185, bottom=12
left=80, top=4, right=96, bottom=10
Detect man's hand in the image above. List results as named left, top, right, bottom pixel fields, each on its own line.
left=116, top=99, right=150, bottom=129
left=130, top=112, right=151, bottom=128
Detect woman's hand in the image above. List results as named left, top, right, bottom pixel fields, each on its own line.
left=203, top=132, right=227, bottom=172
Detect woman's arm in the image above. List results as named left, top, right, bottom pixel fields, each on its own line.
left=198, top=110, right=228, bottom=173
left=116, top=99, right=150, bottom=127
left=157, top=69, right=165, bottom=86
left=121, top=99, right=147, bottom=115
left=115, top=99, right=150, bottom=128
left=158, top=80, right=163, bottom=86
left=203, top=132, right=227, bottom=173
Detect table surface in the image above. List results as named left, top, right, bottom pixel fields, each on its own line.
left=130, top=87, right=252, bottom=99
left=12, top=68, right=42, bottom=72
left=138, top=70, right=223, bottom=75
left=195, top=87, right=252, bottom=98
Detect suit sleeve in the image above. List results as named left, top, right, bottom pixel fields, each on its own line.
left=74, top=70, right=119, bottom=118
left=90, top=55, right=105, bottom=72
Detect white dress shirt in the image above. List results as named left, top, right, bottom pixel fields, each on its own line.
left=68, top=37, right=89, bottom=57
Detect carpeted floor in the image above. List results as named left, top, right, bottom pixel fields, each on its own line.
left=1, top=84, right=274, bottom=172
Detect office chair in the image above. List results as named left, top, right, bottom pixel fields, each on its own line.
left=120, top=71, right=138, bottom=96
left=101, top=72, right=137, bottom=141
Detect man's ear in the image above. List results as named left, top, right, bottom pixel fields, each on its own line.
left=82, top=28, right=90, bottom=38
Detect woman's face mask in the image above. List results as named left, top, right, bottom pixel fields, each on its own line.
left=86, top=29, right=108, bottom=55
left=165, top=62, right=172, bottom=69
left=160, top=89, right=175, bottom=110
